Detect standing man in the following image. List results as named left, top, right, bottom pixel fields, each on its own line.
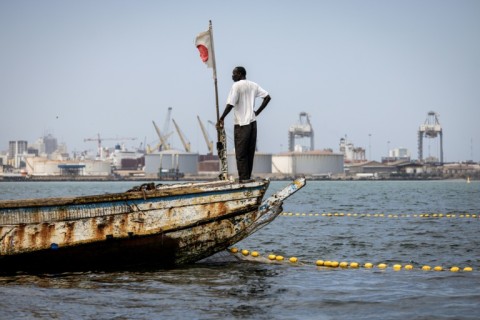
left=217, top=66, right=271, bottom=182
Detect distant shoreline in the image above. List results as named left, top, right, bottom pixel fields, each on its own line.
left=0, top=174, right=474, bottom=182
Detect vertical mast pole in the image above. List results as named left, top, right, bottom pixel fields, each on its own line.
left=209, top=20, right=220, bottom=122
left=208, top=20, right=228, bottom=180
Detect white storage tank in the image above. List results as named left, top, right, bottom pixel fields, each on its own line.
left=84, top=160, right=111, bottom=176
left=227, top=152, right=272, bottom=175
left=26, top=158, right=61, bottom=175
left=25, top=158, right=111, bottom=176
left=272, top=151, right=344, bottom=175
left=145, top=150, right=199, bottom=175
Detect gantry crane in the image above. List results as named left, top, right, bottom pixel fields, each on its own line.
left=84, top=134, right=137, bottom=159
left=288, top=112, right=314, bottom=152
left=172, top=119, right=191, bottom=152
left=197, top=115, right=213, bottom=154
left=418, top=111, right=443, bottom=163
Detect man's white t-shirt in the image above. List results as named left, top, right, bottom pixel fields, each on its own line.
left=226, top=80, right=269, bottom=126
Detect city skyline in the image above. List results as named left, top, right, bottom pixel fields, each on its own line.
left=1, top=1, right=479, bottom=162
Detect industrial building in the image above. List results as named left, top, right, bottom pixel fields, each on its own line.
left=8, top=140, right=28, bottom=168
left=339, top=137, right=366, bottom=163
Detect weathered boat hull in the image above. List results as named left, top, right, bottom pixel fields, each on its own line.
left=0, top=207, right=262, bottom=272
left=0, top=178, right=305, bottom=273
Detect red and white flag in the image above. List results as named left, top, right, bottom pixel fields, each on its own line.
left=195, top=30, right=213, bottom=68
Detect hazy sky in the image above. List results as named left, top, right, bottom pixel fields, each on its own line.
left=1, top=0, right=479, bottom=162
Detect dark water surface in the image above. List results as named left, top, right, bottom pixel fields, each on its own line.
left=1, top=180, right=479, bottom=319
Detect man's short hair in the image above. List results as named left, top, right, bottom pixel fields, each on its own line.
left=235, top=66, right=247, bottom=76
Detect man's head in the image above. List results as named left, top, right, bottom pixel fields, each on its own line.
left=232, top=66, right=247, bottom=82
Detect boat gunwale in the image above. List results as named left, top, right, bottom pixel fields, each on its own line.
left=0, top=179, right=269, bottom=209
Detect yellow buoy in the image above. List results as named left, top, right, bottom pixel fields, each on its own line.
left=404, top=264, right=413, bottom=270
left=275, top=255, right=284, bottom=261
left=230, top=247, right=238, bottom=253
left=393, top=264, right=402, bottom=271
left=433, top=266, right=443, bottom=271
left=350, top=262, right=359, bottom=268
left=450, top=266, right=460, bottom=272
left=268, top=254, right=276, bottom=260
left=324, top=260, right=332, bottom=267
left=289, top=257, right=298, bottom=263
left=463, top=267, right=473, bottom=272
left=241, top=249, right=249, bottom=256
left=331, top=261, right=339, bottom=268
left=339, top=262, right=348, bottom=268
left=377, top=263, right=387, bottom=269
left=364, top=263, right=373, bottom=269
left=251, top=251, right=259, bottom=257
left=316, top=260, right=324, bottom=266
left=422, top=265, right=431, bottom=271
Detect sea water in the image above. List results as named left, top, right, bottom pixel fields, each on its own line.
left=0, top=180, right=479, bottom=319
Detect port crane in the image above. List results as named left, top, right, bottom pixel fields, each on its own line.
left=84, top=134, right=137, bottom=159
left=151, top=120, right=172, bottom=151
left=197, top=116, right=213, bottom=154
left=172, top=119, right=191, bottom=152
left=288, top=112, right=314, bottom=152
left=147, top=107, right=175, bottom=153
left=418, top=111, right=443, bottom=163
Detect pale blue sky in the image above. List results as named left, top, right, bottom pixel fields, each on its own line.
left=1, top=0, right=479, bottom=162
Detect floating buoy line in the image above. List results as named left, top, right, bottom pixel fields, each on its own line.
left=280, top=212, right=478, bottom=219
left=229, top=247, right=475, bottom=273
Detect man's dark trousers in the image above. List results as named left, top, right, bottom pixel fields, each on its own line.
left=234, top=121, right=256, bottom=180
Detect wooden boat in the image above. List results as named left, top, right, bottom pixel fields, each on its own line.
left=0, top=22, right=307, bottom=273
left=0, top=178, right=305, bottom=273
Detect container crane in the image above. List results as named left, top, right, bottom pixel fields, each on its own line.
left=197, top=115, right=213, bottom=154
left=172, top=119, right=191, bottom=152
left=84, top=134, right=137, bottom=159
left=288, top=112, right=314, bottom=152
left=418, top=111, right=443, bottom=163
